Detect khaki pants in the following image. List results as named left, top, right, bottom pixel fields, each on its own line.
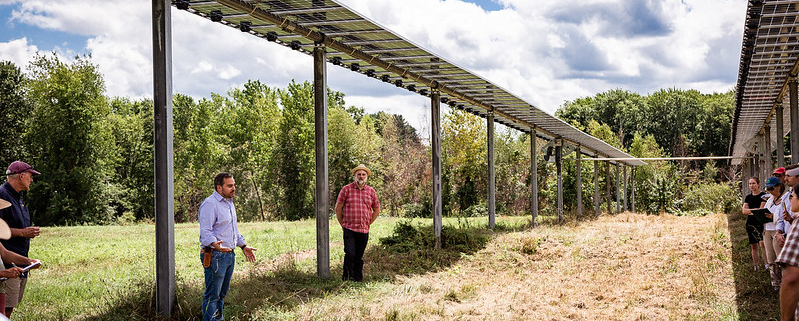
left=5, top=276, right=27, bottom=308
left=765, top=229, right=781, bottom=264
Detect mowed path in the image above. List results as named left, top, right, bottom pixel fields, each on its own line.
left=292, top=213, right=735, bottom=320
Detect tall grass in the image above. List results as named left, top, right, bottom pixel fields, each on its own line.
left=13, top=211, right=776, bottom=320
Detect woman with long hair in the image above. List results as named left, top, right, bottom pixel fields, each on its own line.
left=743, top=176, right=768, bottom=271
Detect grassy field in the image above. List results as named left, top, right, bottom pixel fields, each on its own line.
left=13, top=211, right=779, bottom=320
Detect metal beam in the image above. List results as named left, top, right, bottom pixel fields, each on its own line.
left=615, top=164, right=621, bottom=214
left=623, top=165, right=628, bottom=212
left=432, top=90, right=442, bottom=249
left=530, top=129, right=538, bottom=227
left=630, top=167, right=635, bottom=213
left=791, top=79, right=799, bottom=164
left=593, top=160, right=599, bottom=216
left=778, top=104, right=786, bottom=167
left=605, top=162, right=611, bottom=215
left=576, top=146, right=582, bottom=218
left=152, top=0, right=175, bottom=315
left=313, top=45, right=330, bottom=279
left=765, top=124, right=773, bottom=175
left=487, top=113, right=496, bottom=229
left=556, top=142, right=563, bottom=223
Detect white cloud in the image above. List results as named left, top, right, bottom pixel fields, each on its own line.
left=0, top=38, right=38, bottom=68
left=3, top=0, right=746, bottom=117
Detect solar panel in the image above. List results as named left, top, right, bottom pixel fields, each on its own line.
left=174, top=0, right=645, bottom=165
left=730, top=0, right=799, bottom=165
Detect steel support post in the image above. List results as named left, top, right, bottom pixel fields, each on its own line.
left=754, top=152, right=761, bottom=182
left=606, top=162, right=612, bottom=214
left=152, top=0, right=175, bottom=315
left=630, top=167, right=636, bottom=213
left=531, top=129, right=538, bottom=227
left=757, top=132, right=771, bottom=181
left=777, top=104, right=785, bottom=168
left=790, top=78, right=799, bottom=165
left=487, top=113, right=496, bottom=229
left=742, top=161, right=749, bottom=199
left=593, top=160, right=600, bottom=216
left=615, top=163, right=621, bottom=214
left=765, top=124, right=773, bottom=176
left=556, top=143, right=563, bottom=223
left=576, top=146, right=582, bottom=218
left=623, top=165, right=628, bottom=212
left=431, top=90, right=442, bottom=248
left=313, top=45, right=330, bottom=278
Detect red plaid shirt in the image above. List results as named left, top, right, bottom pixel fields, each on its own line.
left=779, top=222, right=799, bottom=267
left=336, top=182, right=379, bottom=233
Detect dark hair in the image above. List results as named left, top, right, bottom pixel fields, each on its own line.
left=214, top=172, right=233, bottom=188
left=787, top=164, right=799, bottom=171
left=793, top=183, right=799, bottom=197
left=771, top=182, right=786, bottom=195
left=749, top=176, right=760, bottom=184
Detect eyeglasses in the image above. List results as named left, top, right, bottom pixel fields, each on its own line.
left=767, top=186, right=775, bottom=191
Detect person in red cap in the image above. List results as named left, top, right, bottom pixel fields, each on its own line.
left=0, top=161, right=41, bottom=317
left=335, top=164, right=380, bottom=281
left=775, top=167, right=787, bottom=183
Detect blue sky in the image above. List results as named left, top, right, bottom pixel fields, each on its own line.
left=0, top=0, right=747, bottom=134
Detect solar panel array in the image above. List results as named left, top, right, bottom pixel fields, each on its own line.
left=174, top=0, right=645, bottom=165
left=731, top=0, right=799, bottom=165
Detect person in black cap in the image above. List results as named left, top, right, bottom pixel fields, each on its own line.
left=0, top=161, right=41, bottom=317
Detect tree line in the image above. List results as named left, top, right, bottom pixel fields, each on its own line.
left=0, top=54, right=739, bottom=226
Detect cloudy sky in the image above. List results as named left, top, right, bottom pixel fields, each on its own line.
left=0, top=0, right=746, bottom=134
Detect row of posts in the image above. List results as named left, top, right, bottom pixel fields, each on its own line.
left=150, top=7, right=638, bottom=313
left=739, top=79, right=799, bottom=198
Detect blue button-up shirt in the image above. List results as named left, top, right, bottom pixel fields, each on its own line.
left=199, top=191, right=246, bottom=249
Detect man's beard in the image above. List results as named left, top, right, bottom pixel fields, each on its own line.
left=357, top=178, right=367, bottom=185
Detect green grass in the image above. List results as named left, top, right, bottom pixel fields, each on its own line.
left=13, top=211, right=779, bottom=320
left=18, top=216, right=525, bottom=320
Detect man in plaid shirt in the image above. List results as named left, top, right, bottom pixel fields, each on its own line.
left=778, top=182, right=799, bottom=320
left=335, top=164, right=380, bottom=281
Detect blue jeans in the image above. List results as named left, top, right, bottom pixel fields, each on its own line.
left=202, top=251, right=235, bottom=321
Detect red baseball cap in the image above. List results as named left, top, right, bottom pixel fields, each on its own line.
left=774, top=167, right=786, bottom=175
left=5, top=161, right=41, bottom=175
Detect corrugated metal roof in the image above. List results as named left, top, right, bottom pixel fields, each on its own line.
left=174, top=0, right=645, bottom=166
left=730, top=0, right=799, bottom=165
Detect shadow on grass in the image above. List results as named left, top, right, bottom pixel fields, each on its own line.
left=366, top=218, right=530, bottom=279
left=82, top=217, right=533, bottom=320
left=726, top=210, right=779, bottom=321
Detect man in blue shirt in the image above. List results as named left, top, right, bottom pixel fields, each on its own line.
left=0, top=161, right=40, bottom=317
left=199, top=172, right=257, bottom=321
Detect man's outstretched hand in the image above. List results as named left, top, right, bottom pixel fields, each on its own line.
left=242, top=246, right=257, bottom=263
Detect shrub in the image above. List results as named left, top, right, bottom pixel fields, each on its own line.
left=676, top=182, right=739, bottom=215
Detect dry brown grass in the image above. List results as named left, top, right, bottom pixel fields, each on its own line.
left=290, top=212, right=738, bottom=320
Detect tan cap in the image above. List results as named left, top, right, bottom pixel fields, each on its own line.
left=351, top=164, right=371, bottom=176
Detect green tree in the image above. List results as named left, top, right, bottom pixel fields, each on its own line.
left=173, top=94, right=226, bottom=222
left=0, top=61, right=30, bottom=165
left=442, top=109, right=487, bottom=214
left=275, top=81, right=316, bottom=220
left=107, top=98, right=154, bottom=222
left=24, top=53, right=115, bottom=225
left=215, top=80, right=281, bottom=221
